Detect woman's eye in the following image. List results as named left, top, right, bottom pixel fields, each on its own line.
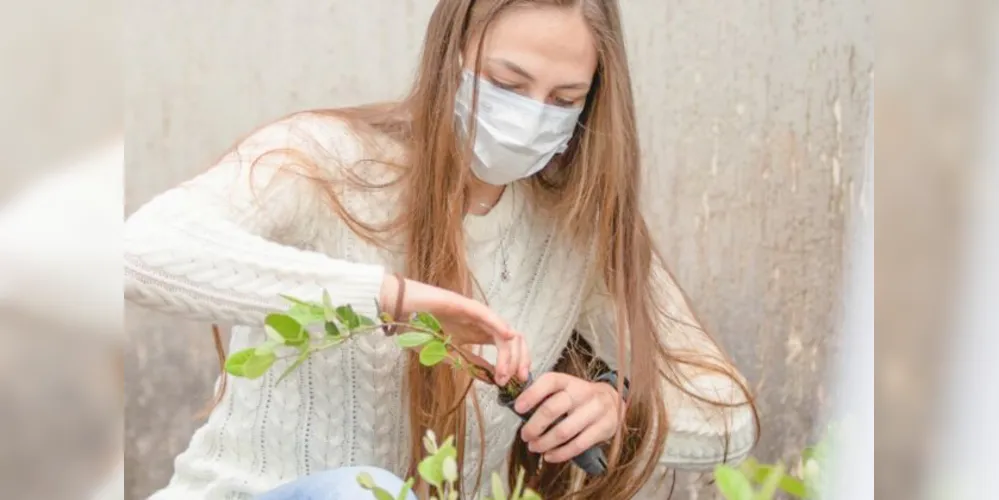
left=490, top=79, right=519, bottom=92
left=552, top=97, right=577, bottom=107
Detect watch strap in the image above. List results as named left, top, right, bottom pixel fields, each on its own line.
left=594, top=370, right=630, bottom=402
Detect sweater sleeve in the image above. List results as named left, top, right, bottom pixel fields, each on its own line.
left=124, top=114, right=386, bottom=326
left=574, top=262, right=756, bottom=472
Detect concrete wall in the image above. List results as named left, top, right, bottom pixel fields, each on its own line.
left=124, top=1, right=872, bottom=498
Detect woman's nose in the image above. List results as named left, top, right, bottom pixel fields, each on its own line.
left=526, top=88, right=551, bottom=105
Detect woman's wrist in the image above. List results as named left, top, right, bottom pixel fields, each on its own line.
left=378, top=273, right=400, bottom=314
left=379, top=273, right=410, bottom=337
left=593, top=370, right=630, bottom=403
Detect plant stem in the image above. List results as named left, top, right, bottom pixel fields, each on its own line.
left=302, top=320, right=504, bottom=389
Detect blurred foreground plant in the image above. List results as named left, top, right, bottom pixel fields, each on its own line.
left=356, top=430, right=542, bottom=500
left=714, top=423, right=838, bottom=499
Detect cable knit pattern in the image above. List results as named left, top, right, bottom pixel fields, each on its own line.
left=125, top=113, right=755, bottom=499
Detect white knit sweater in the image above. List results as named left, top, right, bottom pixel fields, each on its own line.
left=124, top=113, right=755, bottom=500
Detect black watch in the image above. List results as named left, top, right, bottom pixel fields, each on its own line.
left=593, top=370, right=630, bottom=402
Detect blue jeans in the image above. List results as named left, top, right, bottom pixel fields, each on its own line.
left=255, top=466, right=417, bottom=500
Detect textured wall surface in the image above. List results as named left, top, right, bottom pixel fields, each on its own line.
left=124, top=1, right=872, bottom=498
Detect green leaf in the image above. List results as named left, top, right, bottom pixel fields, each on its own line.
left=325, top=321, right=341, bottom=338
left=265, top=313, right=306, bottom=345
left=323, top=290, right=337, bottom=323
left=439, top=435, right=456, bottom=453
left=417, top=454, right=444, bottom=488
left=743, top=460, right=807, bottom=498
left=395, top=332, right=435, bottom=348
left=423, top=430, right=438, bottom=454
left=355, top=473, right=395, bottom=500
left=414, top=312, right=442, bottom=333
left=397, top=478, right=415, bottom=500
left=442, top=456, right=458, bottom=484
left=776, top=473, right=806, bottom=498
left=358, top=313, right=376, bottom=326
left=520, top=490, right=542, bottom=500
left=755, top=464, right=787, bottom=500
left=224, top=348, right=257, bottom=377
left=490, top=472, right=508, bottom=500
left=242, top=351, right=276, bottom=379
left=264, top=325, right=285, bottom=344
left=371, top=489, right=394, bottom=500
left=714, top=465, right=754, bottom=500
left=356, top=472, right=375, bottom=489
left=419, top=341, right=449, bottom=366
left=225, top=349, right=277, bottom=380
left=336, top=305, right=361, bottom=329
left=287, top=303, right=325, bottom=327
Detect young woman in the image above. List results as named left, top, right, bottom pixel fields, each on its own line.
left=125, top=1, right=758, bottom=498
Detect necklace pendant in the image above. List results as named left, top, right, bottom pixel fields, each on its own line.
left=501, top=269, right=510, bottom=282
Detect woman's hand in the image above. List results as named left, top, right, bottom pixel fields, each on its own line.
left=379, top=274, right=530, bottom=386
left=514, top=373, right=624, bottom=463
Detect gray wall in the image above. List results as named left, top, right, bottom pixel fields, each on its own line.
left=124, top=1, right=872, bottom=498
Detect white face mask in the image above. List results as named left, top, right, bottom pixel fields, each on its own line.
left=454, top=70, right=584, bottom=185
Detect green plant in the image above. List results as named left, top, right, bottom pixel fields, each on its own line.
left=356, top=430, right=543, bottom=500
left=224, top=291, right=521, bottom=395
left=224, top=293, right=545, bottom=498
left=714, top=461, right=789, bottom=500
left=713, top=423, right=837, bottom=500
left=356, top=471, right=416, bottom=500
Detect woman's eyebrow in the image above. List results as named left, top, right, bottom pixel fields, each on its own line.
left=488, top=57, right=590, bottom=90
left=488, top=57, right=536, bottom=81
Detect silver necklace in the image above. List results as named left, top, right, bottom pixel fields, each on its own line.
left=470, top=200, right=511, bottom=282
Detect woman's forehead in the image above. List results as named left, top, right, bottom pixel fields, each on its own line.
left=471, top=6, right=598, bottom=84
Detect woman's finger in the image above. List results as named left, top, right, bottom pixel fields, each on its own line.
left=520, top=390, right=573, bottom=443
left=543, top=418, right=612, bottom=464
left=514, top=373, right=570, bottom=414
left=517, top=336, right=531, bottom=382
left=494, top=335, right=511, bottom=385
left=467, top=301, right=512, bottom=341
left=508, top=335, right=523, bottom=385
left=528, top=400, right=602, bottom=454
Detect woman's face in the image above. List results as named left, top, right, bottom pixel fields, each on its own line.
left=463, top=6, right=598, bottom=109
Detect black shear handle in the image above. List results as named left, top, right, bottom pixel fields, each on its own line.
left=498, top=378, right=608, bottom=476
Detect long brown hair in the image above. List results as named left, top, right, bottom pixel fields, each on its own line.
left=206, top=1, right=758, bottom=498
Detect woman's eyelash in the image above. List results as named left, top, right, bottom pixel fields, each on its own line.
left=489, top=79, right=519, bottom=91
left=488, top=78, right=577, bottom=107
